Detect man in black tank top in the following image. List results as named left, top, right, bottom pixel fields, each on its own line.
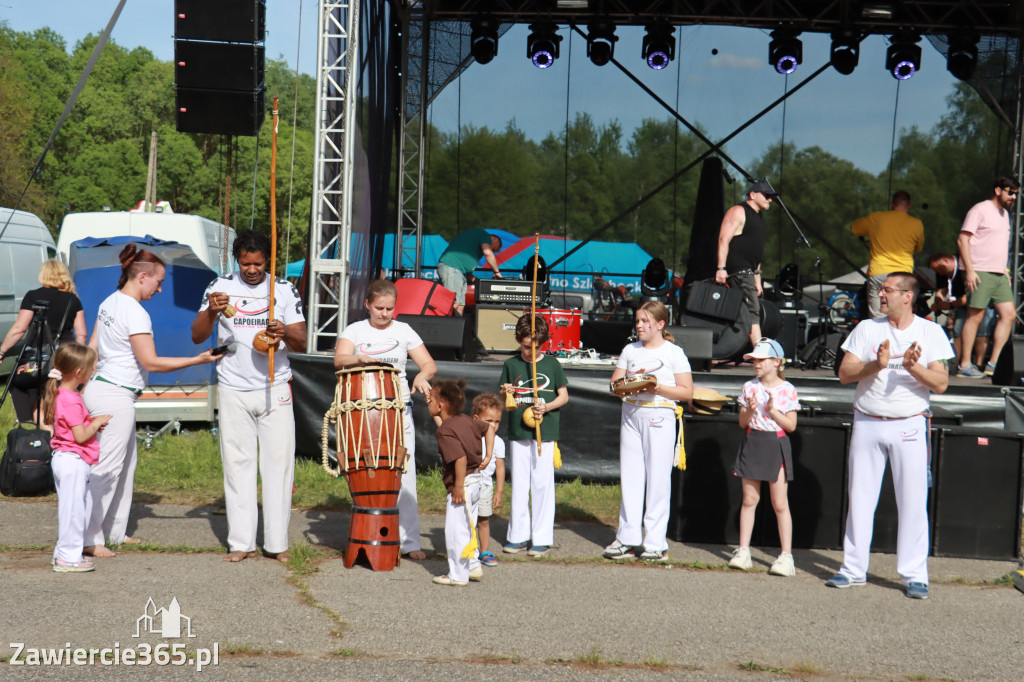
left=715, top=179, right=779, bottom=348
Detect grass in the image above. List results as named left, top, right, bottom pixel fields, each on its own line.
left=0, top=399, right=622, bottom=521
left=738, top=661, right=789, bottom=674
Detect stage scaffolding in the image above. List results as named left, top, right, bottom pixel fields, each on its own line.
left=308, top=1, right=1024, bottom=354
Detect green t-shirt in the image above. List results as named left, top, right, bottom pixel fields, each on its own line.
left=438, top=228, right=493, bottom=274
left=499, top=354, right=568, bottom=442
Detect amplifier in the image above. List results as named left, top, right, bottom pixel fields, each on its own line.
left=476, top=279, right=547, bottom=306
left=476, top=306, right=522, bottom=352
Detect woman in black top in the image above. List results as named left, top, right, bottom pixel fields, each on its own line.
left=0, top=260, right=87, bottom=422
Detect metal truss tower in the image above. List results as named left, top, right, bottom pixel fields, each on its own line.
left=307, top=0, right=360, bottom=353
left=394, top=9, right=429, bottom=278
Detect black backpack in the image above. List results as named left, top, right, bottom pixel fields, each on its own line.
left=0, top=422, right=54, bottom=497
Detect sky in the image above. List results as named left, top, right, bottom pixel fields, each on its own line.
left=2, top=1, right=965, bottom=178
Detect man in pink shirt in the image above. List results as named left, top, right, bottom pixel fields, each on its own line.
left=956, top=176, right=1019, bottom=377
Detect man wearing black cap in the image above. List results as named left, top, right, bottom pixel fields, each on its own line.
left=715, top=179, right=779, bottom=348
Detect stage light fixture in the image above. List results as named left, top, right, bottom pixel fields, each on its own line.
left=527, top=22, right=561, bottom=69
left=769, top=28, right=802, bottom=75
left=830, top=30, right=859, bottom=75
left=470, top=18, right=499, bottom=65
left=886, top=31, right=921, bottom=80
left=642, top=22, right=675, bottom=70
left=586, top=21, right=618, bottom=67
left=946, top=31, right=979, bottom=81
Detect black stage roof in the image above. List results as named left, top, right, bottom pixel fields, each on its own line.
left=414, top=1, right=1024, bottom=37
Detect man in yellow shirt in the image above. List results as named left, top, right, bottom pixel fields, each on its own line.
left=851, top=191, right=925, bottom=319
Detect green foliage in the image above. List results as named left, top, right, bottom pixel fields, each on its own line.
left=0, top=29, right=315, bottom=275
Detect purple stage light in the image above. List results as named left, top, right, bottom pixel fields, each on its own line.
left=647, top=50, right=670, bottom=69
left=892, top=60, right=916, bottom=79
left=775, top=55, right=798, bottom=75
left=532, top=50, right=554, bottom=68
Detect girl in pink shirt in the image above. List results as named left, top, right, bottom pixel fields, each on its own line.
left=43, top=343, right=111, bottom=572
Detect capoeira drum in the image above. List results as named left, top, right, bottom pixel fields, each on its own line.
left=321, top=364, right=407, bottom=571
left=535, top=308, right=582, bottom=352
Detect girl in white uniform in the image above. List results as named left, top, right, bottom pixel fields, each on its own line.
left=335, top=280, right=437, bottom=560
left=604, top=301, right=693, bottom=562
left=83, top=245, right=216, bottom=557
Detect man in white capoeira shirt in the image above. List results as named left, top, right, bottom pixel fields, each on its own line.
left=827, top=272, right=953, bottom=600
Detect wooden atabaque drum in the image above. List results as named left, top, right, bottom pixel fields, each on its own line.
left=325, top=364, right=407, bottom=571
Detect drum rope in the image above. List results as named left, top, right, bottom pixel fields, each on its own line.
left=320, top=369, right=407, bottom=478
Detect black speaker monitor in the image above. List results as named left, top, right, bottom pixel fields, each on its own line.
left=399, top=314, right=477, bottom=362
left=175, top=87, right=266, bottom=136
left=174, top=0, right=266, bottom=43
left=174, top=41, right=266, bottom=91
left=991, top=336, right=1024, bottom=387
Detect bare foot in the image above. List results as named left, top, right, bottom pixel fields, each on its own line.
left=263, top=551, right=290, bottom=563
left=84, top=545, right=116, bottom=558
left=404, top=550, right=427, bottom=560
left=121, top=537, right=142, bottom=545
left=224, top=551, right=257, bottom=562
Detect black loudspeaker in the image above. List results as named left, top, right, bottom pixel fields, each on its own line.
left=175, top=0, right=266, bottom=43
left=175, top=88, right=266, bottom=136
left=666, top=326, right=713, bottom=372
left=991, top=336, right=1024, bottom=386
left=777, top=309, right=807, bottom=361
left=670, top=415, right=850, bottom=549
left=174, top=42, right=265, bottom=90
left=932, top=428, right=1024, bottom=560
left=401, top=314, right=477, bottom=362
left=173, top=0, right=266, bottom=136
left=580, top=320, right=633, bottom=355
left=755, top=421, right=850, bottom=550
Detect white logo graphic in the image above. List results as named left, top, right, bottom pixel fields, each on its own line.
left=135, top=598, right=196, bottom=639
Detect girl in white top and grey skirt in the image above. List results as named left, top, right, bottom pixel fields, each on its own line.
left=728, top=338, right=801, bottom=577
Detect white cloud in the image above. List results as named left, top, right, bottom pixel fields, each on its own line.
left=707, top=53, right=765, bottom=70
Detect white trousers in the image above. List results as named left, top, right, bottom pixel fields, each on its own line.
left=445, top=473, right=481, bottom=582
left=506, top=439, right=555, bottom=546
left=83, top=380, right=139, bottom=546
left=617, top=404, right=676, bottom=552
left=52, top=451, right=93, bottom=563
left=219, top=383, right=296, bottom=554
left=839, top=413, right=930, bottom=584
left=398, top=403, right=421, bottom=553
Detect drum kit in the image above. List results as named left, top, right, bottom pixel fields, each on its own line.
left=321, top=363, right=408, bottom=571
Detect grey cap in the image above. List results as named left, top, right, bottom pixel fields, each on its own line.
left=748, top=178, right=779, bottom=196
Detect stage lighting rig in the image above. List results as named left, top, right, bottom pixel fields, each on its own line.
left=527, top=23, right=561, bottom=69
left=642, top=22, right=675, bottom=70
left=886, top=31, right=921, bottom=80
left=769, top=28, right=802, bottom=75
left=946, top=31, right=979, bottom=81
left=470, top=18, right=499, bottom=65
left=586, top=21, right=618, bottom=67
left=830, top=30, right=860, bottom=75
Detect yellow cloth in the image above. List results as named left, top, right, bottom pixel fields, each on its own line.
left=851, top=210, right=924, bottom=275
left=553, top=442, right=562, bottom=469
left=624, top=398, right=686, bottom=470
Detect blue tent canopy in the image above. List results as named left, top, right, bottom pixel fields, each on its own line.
left=489, top=236, right=655, bottom=293
left=70, top=236, right=218, bottom=387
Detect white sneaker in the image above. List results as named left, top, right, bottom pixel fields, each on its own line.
left=469, top=565, right=483, bottom=581
left=728, top=546, right=752, bottom=570
left=769, top=553, right=796, bottom=577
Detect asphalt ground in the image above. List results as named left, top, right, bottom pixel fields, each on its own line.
left=1, top=499, right=1021, bottom=680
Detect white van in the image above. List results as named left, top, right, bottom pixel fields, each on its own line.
left=56, top=210, right=235, bottom=276
left=0, top=208, right=57, bottom=375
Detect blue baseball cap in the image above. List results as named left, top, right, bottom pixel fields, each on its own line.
left=743, top=338, right=785, bottom=361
